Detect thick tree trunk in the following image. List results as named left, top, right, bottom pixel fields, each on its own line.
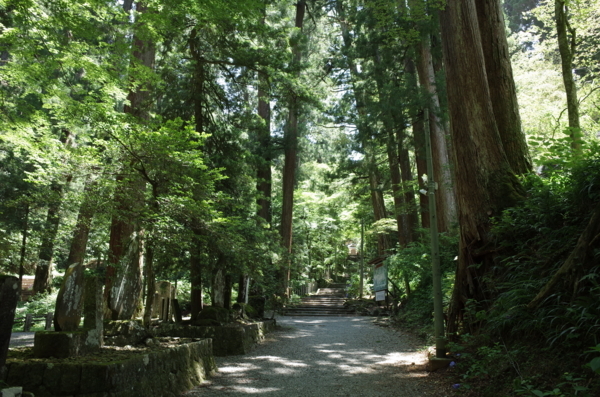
left=555, top=0, right=582, bottom=151
left=64, top=180, right=96, bottom=269
left=105, top=0, right=155, bottom=320
left=440, top=0, right=525, bottom=334
left=280, top=0, right=306, bottom=296
left=476, top=0, right=531, bottom=174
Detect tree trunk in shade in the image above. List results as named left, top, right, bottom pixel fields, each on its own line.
left=280, top=0, right=306, bottom=296
left=440, top=0, right=525, bottom=334
left=476, top=0, right=532, bottom=173
left=415, top=38, right=457, bottom=232
left=555, top=0, right=582, bottom=152
left=105, top=0, right=155, bottom=320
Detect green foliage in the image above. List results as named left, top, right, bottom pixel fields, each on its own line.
left=485, top=154, right=600, bottom=348
left=585, top=344, right=600, bottom=375
left=386, top=232, right=457, bottom=337
left=12, top=291, right=57, bottom=332
left=514, top=372, right=592, bottom=397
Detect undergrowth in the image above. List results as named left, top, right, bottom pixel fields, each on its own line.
left=388, top=231, right=458, bottom=341
left=441, top=152, right=600, bottom=395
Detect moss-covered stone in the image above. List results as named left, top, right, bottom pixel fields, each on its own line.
left=5, top=340, right=216, bottom=397
left=33, top=330, right=101, bottom=359
left=192, top=319, right=221, bottom=327
left=103, top=320, right=149, bottom=346
left=153, top=319, right=277, bottom=356
left=197, top=306, right=230, bottom=324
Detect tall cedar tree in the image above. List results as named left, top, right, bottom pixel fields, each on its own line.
left=281, top=0, right=306, bottom=295
left=105, top=0, right=155, bottom=320
left=440, top=0, right=529, bottom=334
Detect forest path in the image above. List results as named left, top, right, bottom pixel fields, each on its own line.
left=182, top=316, right=447, bottom=396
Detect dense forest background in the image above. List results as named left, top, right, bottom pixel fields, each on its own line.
left=1, top=0, right=600, bottom=394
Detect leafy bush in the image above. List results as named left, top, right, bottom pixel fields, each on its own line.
left=487, top=155, right=600, bottom=349
left=387, top=232, right=458, bottom=338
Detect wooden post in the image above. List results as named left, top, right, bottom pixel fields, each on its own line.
left=424, top=108, right=447, bottom=358
left=360, top=219, right=365, bottom=299
left=24, top=313, right=33, bottom=332
left=45, top=312, right=53, bottom=330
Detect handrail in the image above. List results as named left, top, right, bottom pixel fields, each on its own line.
left=12, top=312, right=53, bottom=332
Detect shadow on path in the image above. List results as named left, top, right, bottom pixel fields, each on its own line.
left=183, top=317, right=439, bottom=396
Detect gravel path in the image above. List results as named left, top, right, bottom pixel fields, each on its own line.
left=8, top=332, right=35, bottom=348
left=182, top=316, right=441, bottom=397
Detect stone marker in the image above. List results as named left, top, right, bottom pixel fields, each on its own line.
left=152, top=281, right=173, bottom=319
left=0, top=275, right=19, bottom=380
left=82, top=271, right=103, bottom=348
left=34, top=265, right=103, bottom=358
left=53, top=263, right=85, bottom=331
left=108, top=235, right=143, bottom=320
left=173, top=299, right=183, bottom=323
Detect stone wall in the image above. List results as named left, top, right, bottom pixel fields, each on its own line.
left=153, top=319, right=277, bottom=356
left=4, top=340, right=216, bottom=397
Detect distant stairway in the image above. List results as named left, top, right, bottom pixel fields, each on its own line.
left=284, top=283, right=355, bottom=317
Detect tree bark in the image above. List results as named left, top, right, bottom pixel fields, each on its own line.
left=476, top=0, right=532, bottom=174
left=440, top=0, right=525, bottom=334
left=105, top=0, right=155, bottom=320
left=280, top=0, right=306, bottom=296
left=555, top=0, right=582, bottom=151
left=64, top=180, right=96, bottom=269
left=415, top=37, right=457, bottom=232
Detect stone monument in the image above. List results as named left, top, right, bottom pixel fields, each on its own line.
left=34, top=264, right=104, bottom=358
left=53, top=263, right=85, bottom=331
left=0, top=276, right=19, bottom=380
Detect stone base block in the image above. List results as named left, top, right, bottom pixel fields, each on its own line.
left=1, top=387, right=22, bottom=397
left=33, top=329, right=102, bottom=358
left=427, top=356, right=453, bottom=371
left=153, top=319, right=276, bottom=356
left=6, top=340, right=215, bottom=397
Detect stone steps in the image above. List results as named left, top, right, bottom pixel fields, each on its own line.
left=284, top=286, right=355, bottom=317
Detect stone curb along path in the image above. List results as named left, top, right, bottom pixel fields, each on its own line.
left=183, top=316, right=447, bottom=397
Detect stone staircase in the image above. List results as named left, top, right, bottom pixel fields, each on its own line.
left=284, top=283, right=354, bottom=317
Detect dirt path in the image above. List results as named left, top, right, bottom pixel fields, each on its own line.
left=182, top=316, right=449, bottom=396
